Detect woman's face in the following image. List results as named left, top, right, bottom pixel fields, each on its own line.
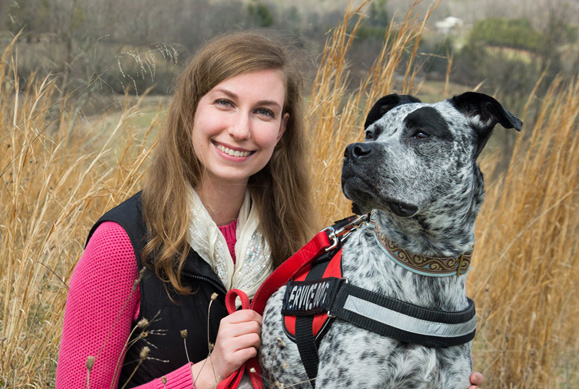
left=192, top=69, right=288, bottom=191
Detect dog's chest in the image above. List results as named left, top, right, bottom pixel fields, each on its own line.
left=315, top=321, right=472, bottom=388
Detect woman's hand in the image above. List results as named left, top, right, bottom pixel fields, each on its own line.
left=212, top=309, right=263, bottom=377
left=211, top=309, right=263, bottom=378
left=469, top=371, right=484, bottom=388
left=191, top=309, right=262, bottom=388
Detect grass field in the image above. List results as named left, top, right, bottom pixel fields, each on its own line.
left=1, top=1, right=578, bottom=387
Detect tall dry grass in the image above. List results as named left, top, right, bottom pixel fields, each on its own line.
left=471, top=77, right=579, bottom=387
left=0, top=35, right=161, bottom=386
left=1, top=0, right=577, bottom=387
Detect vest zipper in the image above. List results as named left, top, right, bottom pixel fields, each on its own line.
left=181, top=271, right=227, bottom=295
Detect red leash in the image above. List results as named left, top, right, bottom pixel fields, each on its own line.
left=216, top=230, right=332, bottom=389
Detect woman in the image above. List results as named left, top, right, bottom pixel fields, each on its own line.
left=56, top=31, right=483, bottom=388
left=56, top=31, right=316, bottom=388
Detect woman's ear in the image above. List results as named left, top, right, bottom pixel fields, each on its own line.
left=277, top=113, right=289, bottom=142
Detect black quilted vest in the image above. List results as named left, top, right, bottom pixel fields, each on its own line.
left=87, top=192, right=229, bottom=388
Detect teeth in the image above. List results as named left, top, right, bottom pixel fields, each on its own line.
left=217, top=144, right=251, bottom=157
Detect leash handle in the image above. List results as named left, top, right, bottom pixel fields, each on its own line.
left=225, top=289, right=250, bottom=313
left=218, top=231, right=332, bottom=389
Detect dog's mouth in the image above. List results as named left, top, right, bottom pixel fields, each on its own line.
left=387, top=201, right=418, bottom=217
left=342, top=171, right=419, bottom=218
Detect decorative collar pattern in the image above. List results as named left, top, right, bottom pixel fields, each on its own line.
left=372, top=222, right=472, bottom=277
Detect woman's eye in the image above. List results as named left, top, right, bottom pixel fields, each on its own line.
left=215, top=99, right=233, bottom=108
left=255, top=108, right=275, bottom=118
left=412, top=131, right=430, bottom=140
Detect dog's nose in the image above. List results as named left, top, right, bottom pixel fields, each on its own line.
left=345, top=143, right=372, bottom=161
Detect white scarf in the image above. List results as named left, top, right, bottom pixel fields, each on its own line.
left=186, top=186, right=272, bottom=299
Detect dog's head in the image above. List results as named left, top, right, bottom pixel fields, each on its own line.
left=342, top=92, right=522, bottom=220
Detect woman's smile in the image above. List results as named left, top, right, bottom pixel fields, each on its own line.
left=214, top=141, right=254, bottom=159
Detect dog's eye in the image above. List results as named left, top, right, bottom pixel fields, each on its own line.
left=365, top=130, right=374, bottom=140
left=411, top=131, right=430, bottom=140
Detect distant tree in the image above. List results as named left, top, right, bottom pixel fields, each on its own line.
left=5, top=0, right=52, bottom=40
left=287, top=6, right=301, bottom=27
left=419, top=36, right=454, bottom=77
left=0, top=1, right=9, bottom=28
left=275, top=5, right=302, bottom=34
left=355, top=0, right=390, bottom=41
left=532, top=0, right=577, bottom=77
left=469, top=18, right=545, bottom=52
left=367, top=0, right=389, bottom=28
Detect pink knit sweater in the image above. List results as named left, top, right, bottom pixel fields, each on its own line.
left=56, top=220, right=237, bottom=388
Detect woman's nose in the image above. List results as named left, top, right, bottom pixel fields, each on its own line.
left=228, top=113, right=251, bottom=140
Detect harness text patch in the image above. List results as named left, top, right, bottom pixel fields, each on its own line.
left=282, top=278, right=343, bottom=316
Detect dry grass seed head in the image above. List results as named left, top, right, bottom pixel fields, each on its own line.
left=139, top=346, right=150, bottom=360
left=85, top=356, right=95, bottom=371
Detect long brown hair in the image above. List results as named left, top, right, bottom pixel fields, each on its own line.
left=141, top=31, right=317, bottom=293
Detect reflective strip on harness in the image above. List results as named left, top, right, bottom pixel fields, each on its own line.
left=330, top=283, right=477, bottom=348
left=342, top=295, right=477, bottom=338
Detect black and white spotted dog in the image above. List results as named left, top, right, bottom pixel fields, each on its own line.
left=259, top=92, right=522, bottom=388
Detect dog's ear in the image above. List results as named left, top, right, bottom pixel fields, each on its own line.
left=364, top=94, right=421, bottom=129
left=450, top=92, right=523, bottom=158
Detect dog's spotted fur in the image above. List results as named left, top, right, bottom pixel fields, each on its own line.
left=259, top=93, right=522, bottom=388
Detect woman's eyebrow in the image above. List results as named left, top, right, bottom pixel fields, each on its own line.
left=212, top=88, right=282, bottom=108
left=257, top=100, right=283, bottom=108
left=212, top=88, right=237, bottom=99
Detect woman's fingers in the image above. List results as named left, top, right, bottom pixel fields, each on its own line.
left=469, top=371, right=484, bottom=388
left=210, top=309, right=263, bottom=378
left=222, top=309, right=263, bottom=325
left=218, top=315, right=262, bottom=338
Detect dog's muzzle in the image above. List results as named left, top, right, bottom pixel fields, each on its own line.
left=343, top=143, right=419, bottom=217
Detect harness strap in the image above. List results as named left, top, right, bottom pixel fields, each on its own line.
left=295, top=251, right=335, bottom=388
left=329, top=284, right=477, bottom=348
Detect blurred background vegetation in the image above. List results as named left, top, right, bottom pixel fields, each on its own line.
left=1, top=0, right=577, bottom=166
left=1, top=0, right=578, bottom=387
left=2, top=0, right=577, bottom=102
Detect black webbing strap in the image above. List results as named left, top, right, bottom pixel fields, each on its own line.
left=330, top=283, right=477, bottom=348
left=294, top=251, right=334, bottom=388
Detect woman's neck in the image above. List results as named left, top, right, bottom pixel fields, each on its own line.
left=195, top=179, right=247, bottom=226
